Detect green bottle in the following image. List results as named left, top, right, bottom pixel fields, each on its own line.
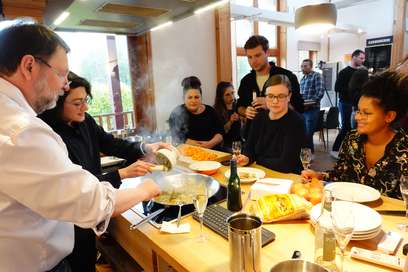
left=227, top=159, right=242, bottom=212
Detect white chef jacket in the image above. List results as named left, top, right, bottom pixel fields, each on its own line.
left=0, top=78, right=116, bottom=272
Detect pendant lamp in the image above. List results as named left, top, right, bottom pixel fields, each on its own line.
left=295, top=3, right=337, bottom=33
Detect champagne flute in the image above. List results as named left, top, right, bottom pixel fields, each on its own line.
left=232, top=141, right=241, bottom=160
left=331, top=200, right=355, bottom=272
left=193, top=183, right=208, bottom=242
left=300, top=147, right=312, bottom=170
left=398, top=175, right=408, bottom=231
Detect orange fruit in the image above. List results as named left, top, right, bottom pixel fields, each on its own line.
left=309, top=191, right=323, bottom=205
left=310, top=178, right=323, bottom=188
left=291, top=183, right=304, bottom=194
left=295, top=187, right=309, bottom=200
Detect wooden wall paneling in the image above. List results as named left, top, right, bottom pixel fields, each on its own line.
left=277, top=0, right=287, bottom=68
left=2, top=0, right=46, bottom=22
left=127, top=33, right=157, bottom=133
left=390, top=0, right=407, bottom=66
left=215, top=3, right=233, bottom=82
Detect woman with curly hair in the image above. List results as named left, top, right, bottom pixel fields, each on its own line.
left=302, top=70, right=408, bottom=199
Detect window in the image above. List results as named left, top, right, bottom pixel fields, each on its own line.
left=231, top=0, right=254, bottom=6
left=234, top=20, right=254, bottom=48
left=57, top=32, right=133, bottom=130
left=232, top=0, right=280, bottom=85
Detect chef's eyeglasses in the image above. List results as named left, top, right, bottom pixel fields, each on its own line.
left=34, top=57, right=69, bottom=85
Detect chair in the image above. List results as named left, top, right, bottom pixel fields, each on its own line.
left=314, top=110, right=326, bottom=150
left=323, top=106, right=339, bottom=148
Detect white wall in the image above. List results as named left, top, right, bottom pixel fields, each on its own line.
left=285, top=0, right=394, bottom=70
left=151, top=11, right=217, bottom=131
left=327, top=0, right=394, bottom=63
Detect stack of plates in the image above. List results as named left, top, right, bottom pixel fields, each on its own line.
left=324, top=182, right=381, bottom=203
left=310, top=201, right=382, bottom=240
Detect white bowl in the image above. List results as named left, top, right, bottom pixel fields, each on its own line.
left=189, top=161, right=222, bottom=175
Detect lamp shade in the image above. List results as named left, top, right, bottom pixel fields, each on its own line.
left=295, top=3, right=337, bottom=33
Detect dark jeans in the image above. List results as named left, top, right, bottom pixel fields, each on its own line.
left=47, top=259, right=71, bottom=272
left=332, top=101, right=352, bottom=151
left=67, top=226, right=97, bottom=272
left=303, top=107, right=320, bottom=153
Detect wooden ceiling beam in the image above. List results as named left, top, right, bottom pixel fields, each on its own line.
left=2, top=0, right=46, bottom=22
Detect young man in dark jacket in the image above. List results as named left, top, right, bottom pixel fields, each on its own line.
left=236, top=35, right=304, bottom=140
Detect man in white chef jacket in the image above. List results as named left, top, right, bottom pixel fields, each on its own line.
left=0, top=20, right=164, bottom=272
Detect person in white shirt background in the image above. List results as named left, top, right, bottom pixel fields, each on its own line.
left=0, top=20, right=167, bottom=272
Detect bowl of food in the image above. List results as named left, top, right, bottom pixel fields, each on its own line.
left=189, top=161, right=222, bottom=175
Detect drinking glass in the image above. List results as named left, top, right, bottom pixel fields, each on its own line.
left=232, top=141, right=242, bottom=159
left=193, top=183, right=208, bottom=242
left=398, top=175, right=408, bottom=231
left=331, top=200, right=355, bottom=272
left=300, top=147, right=312, bottom=170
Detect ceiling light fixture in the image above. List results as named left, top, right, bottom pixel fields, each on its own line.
left=194, top=0, right=229, bottom=15
left=295, top=3, right=337, bottom=34
left=53, top=11, right=70, bottom=25
left=150, top=21, right=173, bottom=32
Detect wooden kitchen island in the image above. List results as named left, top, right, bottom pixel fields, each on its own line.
left=109, top=164, right=408, bottom=272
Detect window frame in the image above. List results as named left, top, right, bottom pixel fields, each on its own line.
left=234, top=0, right=281, bottom=66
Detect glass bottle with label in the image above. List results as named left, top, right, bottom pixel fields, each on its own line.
left=227, top=159, right=242, bottom=212
left=314, top=190, right=337, bottom=271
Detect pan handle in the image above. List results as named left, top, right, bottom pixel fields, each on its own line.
left=129, top=208, right=166, bottom=230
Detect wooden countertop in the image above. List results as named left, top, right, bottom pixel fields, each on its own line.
left=110, top=163, right=408, bottom=272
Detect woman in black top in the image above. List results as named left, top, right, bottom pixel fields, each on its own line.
left=213, top=81, right=242, bottom=152
left=39, top=73, right=167, bottom=272
left=237, top=75, right=306, bottom=174
left=169, top=76, right=224, bottom=149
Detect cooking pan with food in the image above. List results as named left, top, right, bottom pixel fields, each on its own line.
left=130, top=173, right=220, bottom=229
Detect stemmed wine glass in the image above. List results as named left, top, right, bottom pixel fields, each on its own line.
left=398, top=175, right=408, bottom=231
left=331, top=199, right=355, bottom=272
left=300, top=147, right=312, bottom=170
left=232, top=141, right=241, bottom=160
left=193, top=182, right=208, bottom=242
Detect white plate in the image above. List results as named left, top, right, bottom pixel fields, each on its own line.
left=324, top=182, right=381, bottom=203
left=224, top=167, right=266, bottom=183
left=310, top=201, right=382, bottom=233
left=100, top=156, right=125, bottom=167
left=351, top=229, right=383, bottom=241
left=189, top=161, right=221, bottom=171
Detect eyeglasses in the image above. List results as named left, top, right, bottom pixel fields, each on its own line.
left=34, top=57, right=69, bottom=85
left=266, top=93, right=289, bottom=102
left=355, top=110, right=373, bottom=119
left=67, top=97, right=91, bottom=108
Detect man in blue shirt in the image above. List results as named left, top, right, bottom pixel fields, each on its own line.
left=300, top=59, right=324, bottom=153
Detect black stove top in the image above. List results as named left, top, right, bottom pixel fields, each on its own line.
left=131, top=185, right=227, bottom=228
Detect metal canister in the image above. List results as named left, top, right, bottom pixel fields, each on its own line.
left=227, top=213, right=262, bottom=272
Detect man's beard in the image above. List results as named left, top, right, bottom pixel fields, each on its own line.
left=33, top=77, right=63, bottom=114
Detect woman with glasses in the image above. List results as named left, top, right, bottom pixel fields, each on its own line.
left=169, top=76, right=224, bottom=149
left=236, top=74, right=306, bottom=174
left=302, top=71, right=408, bottom=199
left=38, top=73, right=167, bottom=271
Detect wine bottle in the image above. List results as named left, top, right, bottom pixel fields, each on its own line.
left=227, top=159, right=242, bottom=212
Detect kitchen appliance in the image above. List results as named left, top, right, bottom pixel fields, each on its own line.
left=131, top=181, right=227, bottom=228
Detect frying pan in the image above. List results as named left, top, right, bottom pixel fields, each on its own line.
left=129, top=173, right=220, bottom=230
